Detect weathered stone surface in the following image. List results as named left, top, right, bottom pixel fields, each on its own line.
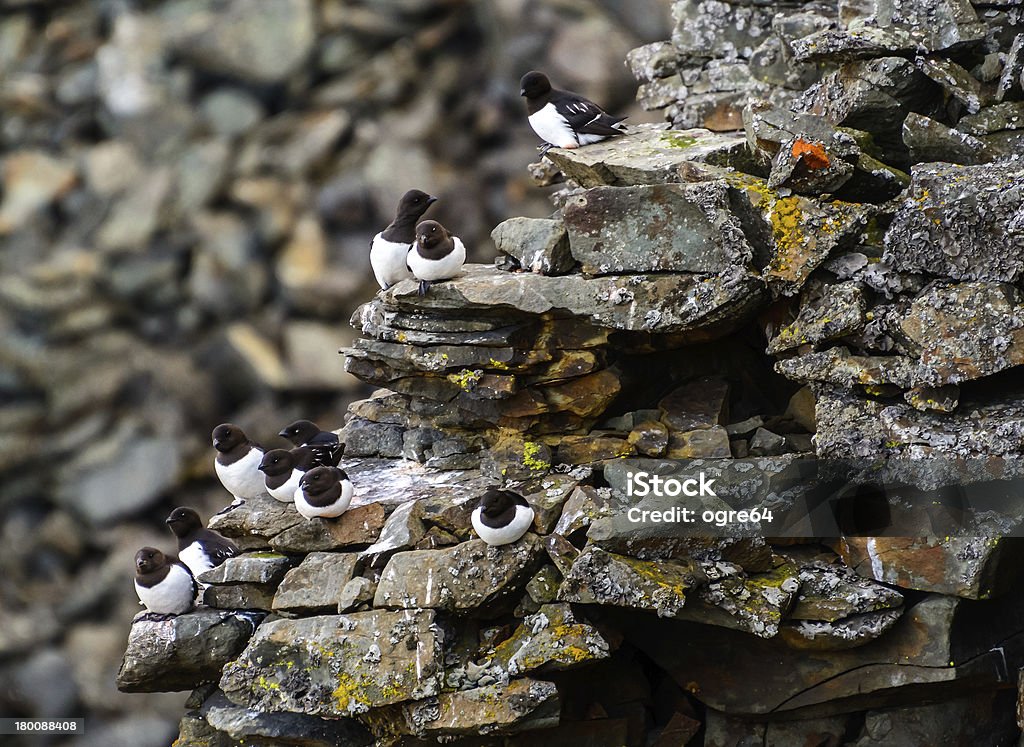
left=781, top=608, right=905, bottom=652
left=220, top=610, right=440, bottom=717
left=269, top=503, right=386, bottom=553
left=562, top=182, right=753, bottom=276
left=903, top=112, right=994, bottom=165
left=363, top=679, right=560, bottom=739
left=0, top=150, right=77, bottom=234
left=486, top=603, right=609, bottom=676
left=382, top=264, right=768, bottom=337
left=520, top=475, right=578, bottom=533
left=556, top=434, right=634, bottom=464
left=620, top=592, right=1024, bottom=717
left=553, top=485, right=626, bottom=538
left=837, top=536, right=1021, bottom=599
left=491, top=217, right=573, bottom=276
left=374, top=536, right=545, bottom=613
left=665, top=426, right=732, bottom=458
left=776, top=347, right=919, bottom=389
left=900, top=282, right=1024, bottom=385
left=658, top=376, right=729, bottom=432
left=359, top=500, right=428, bottom=566
left=200, top=689, right=373, bottom=747
left=272, top=552, right=359, bottom=613
left=198, top=552, right=293, bottom=586
left=558, top=547, right=707, bottom=618
left=727, top=173, right=870, bottom=297
left=884, top=161, right=1024, bottom=282
left=204, top=584, right=278, bottom=611
left=543, top=124, right=750, bottom=188
left=769, top=282, right=867, bottom=354
left=117, top=609, right=263, bottom=692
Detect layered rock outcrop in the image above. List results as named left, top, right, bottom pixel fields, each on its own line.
left=117, top=1, right=1024, bottom=745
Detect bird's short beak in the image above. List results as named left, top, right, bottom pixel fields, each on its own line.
left=258, top=465, right=267, bottom=473
left=277, top=429, right=289, bottom=438
left=164, top=517, right=174, bottom=525
left=519, top=88, right=526, bottom=96
left=427, top=196, right=438, bottom=205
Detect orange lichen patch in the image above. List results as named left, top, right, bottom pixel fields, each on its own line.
left=791, top=139, right=830, bottom=170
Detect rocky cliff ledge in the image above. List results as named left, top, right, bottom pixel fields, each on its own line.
left=120, top=1, right=1024, bottom=744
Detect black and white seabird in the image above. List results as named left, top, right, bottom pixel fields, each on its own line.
left=294, top=465, right=354, bottom=520
left=212, top=423, right=266, bottom=503
left=407, top=219, right=466, bottom=296
left=259, top=446, right=317, bottom=503
left=370, top=189, right=438, bottom=290
left=471, top=489, right=535, bottom=546
left=165, top=507, right=240, bottom=578
left=278, top=419, right=344, bottom=468
left=134, top=547, right=197, bottom=617
left=520, top=71, right=627, bottom=155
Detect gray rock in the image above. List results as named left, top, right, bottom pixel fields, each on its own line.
left=374, top=536, right=544, bottom=613
left=198, top=552, right=293, bottom=586
left=563, top=182, right=753, bottom=276
left=381, top=264, right=768, bottom=337
left=362, top=678, right=560, bottom=739
left=626, top=41, right=680, bottom=83
left=748, top=427, right=787, bottom=456
left=117, top=609, right=263, bottom=692
left=358, top=499, right=427, bottom=566
left=202, top=689, right=373, bottom=746
left=338, top=576, right=376, bottom=612
left=272, top=552, right=359, bottom=613
left=219, top=609, right=441, bottom=717
left=543, top=124, right=751, bottom=188
left=884, top=161, right=1024, bottom=282
left=268, top=502, right=386, bottom=554
left=902, top=113, right=994, bottom=165
left=768, top=282, right=867, bottom=354
left=486, top=603, right=609, bottom=676
left=557, top=546, right=707, bottom=617
left=491, top=217, right=574, bottom=275
left=164, top=0, right=316, bottom=83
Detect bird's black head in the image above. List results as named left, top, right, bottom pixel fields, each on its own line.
left=398, top=189, right=437, bottom=217
left=478, top=488, right=524, bottom=517
left=259, top=448, right=294, bottom=476
left=212, top=423, right=246, bottom=452
left=278, top=419, right=320, bottom=446
left=166, top=507, right=203, bottom=537
left=300, top=466, right=343, bottom=495
left=520, top=71, right=551, bottom=99
left=135, top=546, right=166, bottom=574
left=415, top=219, right=448, bottom=250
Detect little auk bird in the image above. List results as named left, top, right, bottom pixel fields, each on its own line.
left=471, top=488, right=535, bottom=546
left=370, top=189, right=438, bottom=290
left=134, top=547, right=197, bottom=618
left=259, top=446, right=317, bottom=503
left=166, top=507, right=240, bottom=578
left=212, top=423, right=266, bottom=503
left=407, top=219, right=466, bottom=296
left=278, top=419, right=344, bottom=467
left=294, top=465, right=354, bottom=520
left=520, top=70, right=626, bottom=155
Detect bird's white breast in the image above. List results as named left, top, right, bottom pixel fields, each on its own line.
left=370, top=233, right=414, bottom=290
left=268, top=469, right=303, bottom=503
left=294, top=479, right=354, bottom=520
left=471, top=504, right=535, bottom=546
left=528, top=103, right=578, bottom=148
left=178, top=541, right=214, bottom=578
left=407, top=237, right=466, bottom=282
left=215, top=448, right=265, bottom=500
left=135, top=564, right=194, bottom=615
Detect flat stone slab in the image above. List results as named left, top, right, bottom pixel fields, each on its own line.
left=117, top=609, right=264, bottom=692
left=383, top=264, right=767, bottom=337
left=374, top=536, right=545, bottom=613
left=542, top=124, right=750, bottom=188
left=486, top=603, right=610, bottom=676
left=272, top=552, right=360, bottom=613
left=220, top=609, right=441, bottom=718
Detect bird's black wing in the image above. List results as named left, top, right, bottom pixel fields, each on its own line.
left=553, top=92, right=626, bottom=136
left=308, top=441, right=345, bottom=468
left=198, top=531, right=240, bottom=566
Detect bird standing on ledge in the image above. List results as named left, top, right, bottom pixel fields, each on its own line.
left=370, top=189, right=437, bottom=290
left=520, top=70, right=627, bottom=155
left=407, top=219, right=466, bottom=296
